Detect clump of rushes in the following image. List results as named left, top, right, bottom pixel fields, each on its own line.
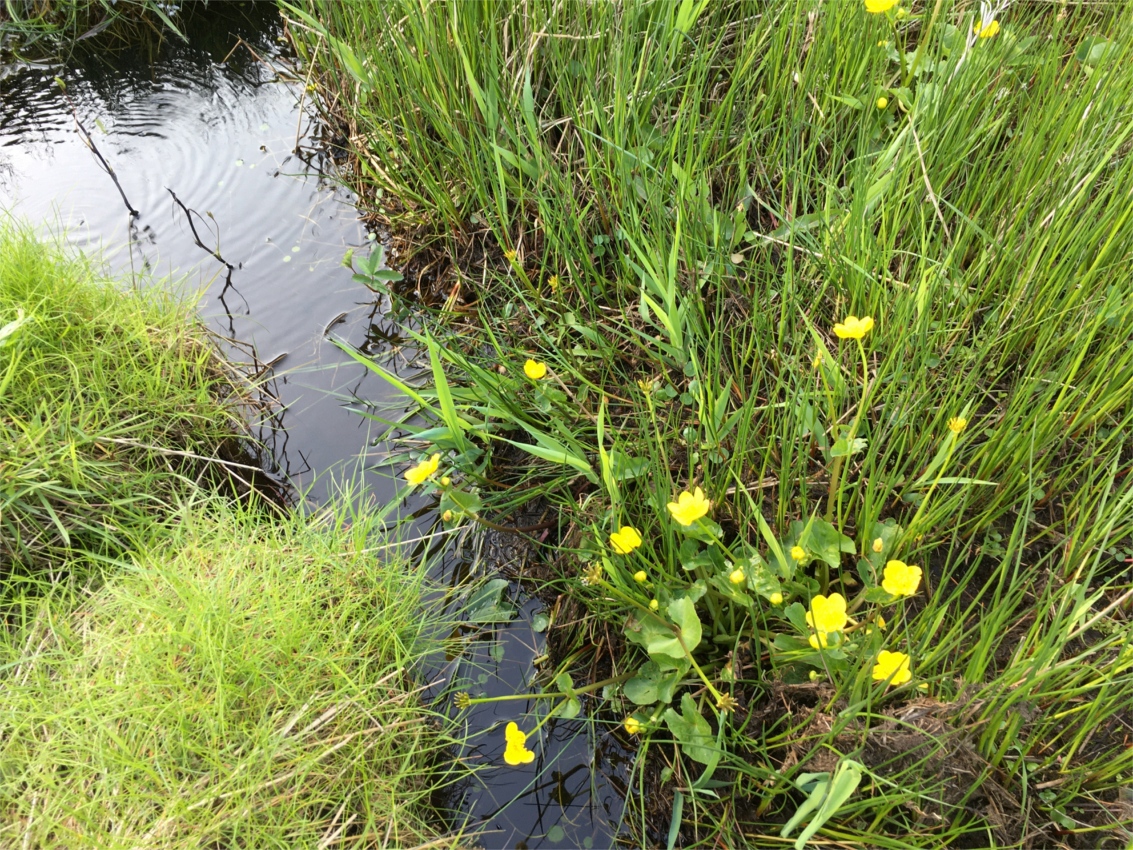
left=299, top=0, right=1133, bottom=844
left=0, top=222, right=251, bottom=574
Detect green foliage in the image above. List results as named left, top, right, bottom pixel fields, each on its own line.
left=0, top=0, right=186, bottom=60
left=0, top=498, right=462, bottom=848
left=296, top=0, right=1133, bottom=844
left=0, top=221, right=247, bottom=574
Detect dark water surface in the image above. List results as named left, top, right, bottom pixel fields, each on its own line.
left=0, top=5, right=628, bottom=847
left=0, top=2, right=406, bottom=503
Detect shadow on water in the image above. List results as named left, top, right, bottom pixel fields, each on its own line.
left=0, top=4, right=631, bottom=847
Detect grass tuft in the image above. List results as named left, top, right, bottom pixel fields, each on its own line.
left=0, top=497, right=464, bottom=849
left=0, top=220, right=254, bottom=575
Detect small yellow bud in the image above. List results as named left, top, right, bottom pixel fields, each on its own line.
left=440, top=476, right=451, bottom=487
left=895, top=7, right=907, bottom=19
left=770, top=592, right=784, bottom=606
left=649, top=598, right=659, bottom=611
left=876, top=96, right=889, bottom=110
left=633, top=570, right=648, bottom=583
left=624, top=716, right=645, bottom=734
left=790, top=545, right=806, bottom=562
left=729, top=568, right=746, bottom=585
left=872, top=537, right=884, bottom=553
left=442, top=510, right=453, bottom=522
left=808, top=670, right=819, bottom=681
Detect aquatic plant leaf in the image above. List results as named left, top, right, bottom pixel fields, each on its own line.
left=464, top=578, right=514, bottom=624
left=663, top=694, right=719, bottom=772
left=624, top=660, right=688, bottom=705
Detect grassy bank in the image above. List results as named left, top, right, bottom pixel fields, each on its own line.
left=291, top=1, right=1133, bottom=846
left=0, top=222, right=464, bottom=847
left=0, top=221, right=254, bottom=575
left=0, top=0, right=184, bottom=60
left=0, top=498, right=461, bottom=849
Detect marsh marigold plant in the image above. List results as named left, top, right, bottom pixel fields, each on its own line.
left=834, top=315, right=875, bottom=339
left=609, top=526, right=643, bottom=554
left=881, top=560, right=922, bottom=597
left=503, top=722, right=535, bottom=766
left=872, top=650, right=912, bottom=686
left=667, top=487, right=711, bottom=526
left=404, top=453, right=440, bottom=485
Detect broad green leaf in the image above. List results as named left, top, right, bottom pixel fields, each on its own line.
left=624, top=659, right=688, bottom=705
left=663, top=694, right=720, bottom=771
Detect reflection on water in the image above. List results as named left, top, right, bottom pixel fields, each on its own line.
left=0, top=2, right=411, bottom=503
left=0, top=4, right=629, bottom=847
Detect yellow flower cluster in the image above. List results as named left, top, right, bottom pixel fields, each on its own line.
left=806, top=593, right=849, bottom=649
left=973, top=19, right=1000, bottom=38
left=834, top=315, right=875, bottom=339
left=872, top=650, right=912, bottom=685
left=667, top=487, right=711, bottom=526
left=881, top=560, right=922, bottom=597
left=609, top=526, right=642, bottom=554
left=503, top=722, right=535, bottom=766
left=404, top=453, right=441, bottom=485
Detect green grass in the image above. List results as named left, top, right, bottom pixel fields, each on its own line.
left=0, top=496, right=464, bottom=849
left=0, top=220, right=251, bottom=575
left=0, top=0, right=184, bottom=60
left=290, top=2, right=1133, bottom=846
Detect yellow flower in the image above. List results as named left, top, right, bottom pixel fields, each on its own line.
left=806, top=593, right=849, bottom=636
left=872, top=650, right=912, bottom=686
left=729, top=568, right=746, bottom=585
left=770, top=591, right=784, bottom=606
left=609, top=526, right=643, bottom=554
left=865, top=0, right=898, bottom=12
left=872, top=537, right=884, bottom=553
left=504, top=249, right=518, bottom=262
left=834, top=315, right=875, bottom=339
left=876, top=96, right=888, bottom=110
left=442, top=510, right=454, bottom=522
left=790, top=545, right=806, bottom=562
left=405, top=453, right=441, bottom=485
left=877, top=615, right=887, bottom=630
left=948, top=416, right=968, bottom=434
left=809, top=631, right=833, bottom=649
left=524, top=359, right=547, bottom=380
left=974, top=19, right=1000, bottom=38
left=882, top=560, right=922, bottom=597
left=581, top=562, right=603, bottom=586
left=667, top=487, right=711, bottom=526
left=649, top=598, right=659, bottom=611
left=624, top=716, right=645, bottom=735
left=454, top=692, right=472, bottom=709
left=503, top=721, right=535, bottom=765
left=633, top=570, right=648, bottom=584
left=548, top=274, right=560, bottom=291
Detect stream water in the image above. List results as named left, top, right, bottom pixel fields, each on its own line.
left=0, top=4, right=628, bottom=847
